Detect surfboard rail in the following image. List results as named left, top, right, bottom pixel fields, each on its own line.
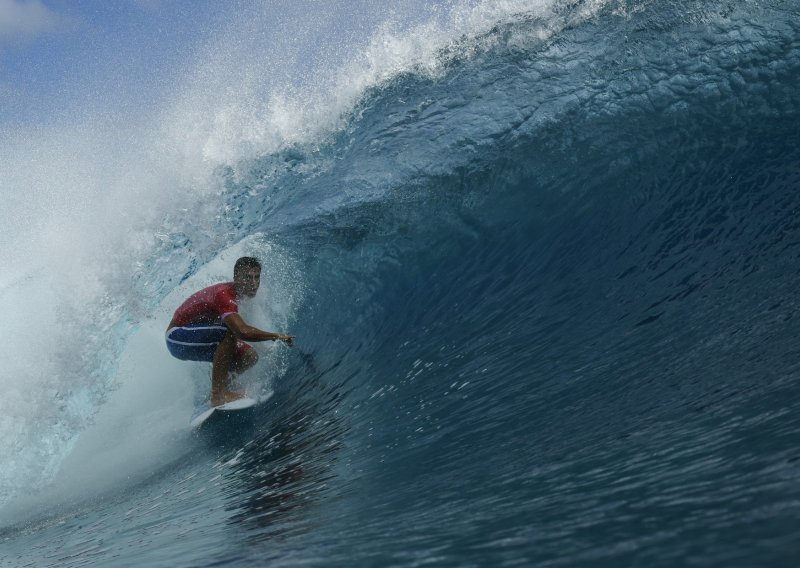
left=190, top=391, right=273, bottom=429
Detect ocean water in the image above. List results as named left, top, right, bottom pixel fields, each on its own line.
left=1, top=0, right=800, bottom=566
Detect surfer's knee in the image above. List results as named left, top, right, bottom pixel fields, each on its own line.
left=233, top=343, right=258, bottom=372
left=244, top=347, right=258, bottom=368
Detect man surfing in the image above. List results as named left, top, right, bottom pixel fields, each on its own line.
left=165, top=256, right=294, bottom=406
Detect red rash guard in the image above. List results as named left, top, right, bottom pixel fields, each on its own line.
left=171, top=282, right=239, bottom=327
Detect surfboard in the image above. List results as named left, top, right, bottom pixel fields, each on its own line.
left=190, top=391, right=273, bottom=429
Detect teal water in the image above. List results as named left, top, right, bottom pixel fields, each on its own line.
left=2, top=1, right=800, bottom=566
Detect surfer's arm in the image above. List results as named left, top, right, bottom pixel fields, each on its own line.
left=223, top=313, right=294, bottom=345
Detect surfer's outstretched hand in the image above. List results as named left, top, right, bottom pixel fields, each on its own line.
left=279, top=334, right=294, bottom=347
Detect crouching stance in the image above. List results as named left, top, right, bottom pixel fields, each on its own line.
left=166, top=257, right=293, bottom=406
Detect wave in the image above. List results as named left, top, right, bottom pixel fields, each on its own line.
left=1, top=1, right=799, bottom=563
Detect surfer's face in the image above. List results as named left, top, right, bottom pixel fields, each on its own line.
left=235, top=267, right=261, bottom=298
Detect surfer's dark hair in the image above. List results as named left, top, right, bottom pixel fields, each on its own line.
left=234, top=256, right=261, bottom=276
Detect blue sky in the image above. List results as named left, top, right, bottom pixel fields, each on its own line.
left=0, top=0, right=229, bottom=127
left=0, top=0, right=454, bottom=129
left=0, top=0, right=466, bottom=221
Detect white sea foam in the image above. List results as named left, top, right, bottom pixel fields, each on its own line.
left=160, top=0, right=609, bottom=169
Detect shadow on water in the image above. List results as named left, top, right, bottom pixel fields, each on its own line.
left=209, top=350, right=354, bottom=542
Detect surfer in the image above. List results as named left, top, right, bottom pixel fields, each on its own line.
left=165, top=256, right=294, bottom=406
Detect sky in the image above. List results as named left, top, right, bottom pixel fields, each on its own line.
left=0, top=0, right=228, bottom=127
left=0, top=0, right=457, bottom=130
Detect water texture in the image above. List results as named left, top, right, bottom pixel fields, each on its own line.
left=1, top=0, right=799, bottom=566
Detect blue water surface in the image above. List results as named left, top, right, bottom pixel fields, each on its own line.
left=2, top=0, right=800, bottom=566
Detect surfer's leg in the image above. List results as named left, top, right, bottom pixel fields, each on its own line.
left=211, top=330, right=244, bottom=405
left=231, top=342, right=258, bottom=373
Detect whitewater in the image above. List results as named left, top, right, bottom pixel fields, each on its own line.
left=1, top=0, right=799, bottom=565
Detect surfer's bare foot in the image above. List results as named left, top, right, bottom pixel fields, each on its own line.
left=211, top=390, right=245, bottom=406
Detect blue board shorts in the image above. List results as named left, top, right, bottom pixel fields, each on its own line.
left=166, top=323, right=251, bottom=362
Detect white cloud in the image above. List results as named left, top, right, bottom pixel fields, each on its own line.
left=0, top=0, right=60, bottom=43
